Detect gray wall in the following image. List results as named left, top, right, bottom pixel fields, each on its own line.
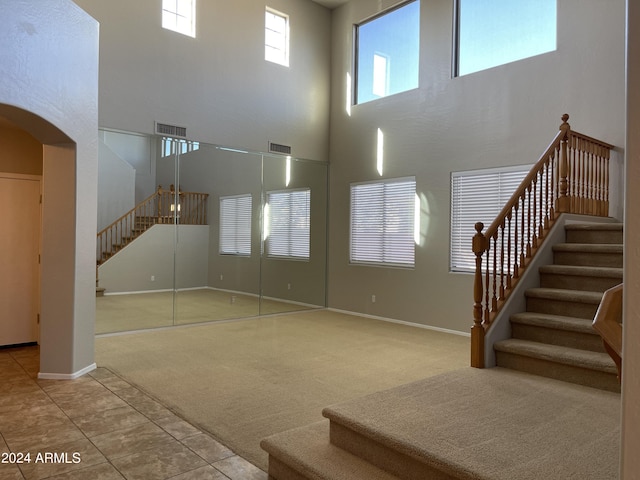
left=327, top=0, right=626, bottom=333
left=97, top=138, right=135, bottom=231
left=73, top=0, right=331, bottom=162
left=98, top=225, right=209, bottom=293
left=0, top=0, right=99, bottom=376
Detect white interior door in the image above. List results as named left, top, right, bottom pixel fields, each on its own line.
left=0, top=174, right=41, bottom=346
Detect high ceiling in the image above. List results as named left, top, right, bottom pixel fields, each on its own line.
left=311, top=0, right=349, bottom=10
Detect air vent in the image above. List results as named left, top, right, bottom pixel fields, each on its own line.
left=269, top=141, right=292, bottom=155
left=155, top=122, right=187, bottom=138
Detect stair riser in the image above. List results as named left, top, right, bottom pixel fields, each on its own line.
left=510, top=324, right=606, bottom=353
left=526, top=298, right=598, bottom=319
left=495, top=351, right=620, bottom=392
left=267, top=456, right=311, bottom=480
left=553, top=252, right=622, bottom=268
left=565, top=230, right=623, bottom=244
left=329, top=422, right=456, bottom=480
left=539, top=274, right=622, bottom=292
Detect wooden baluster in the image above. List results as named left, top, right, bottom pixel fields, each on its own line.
left=531, top=177, right=538, bottom=249
left=571, top=137, right=577, bottom=212
left=513, top=202, right=519, bottom=279
left=595, top=145, right=602, bottom=215
left=526, top=185, right=532, bottom=258
left=471, top=222, right=486, bottom=368
left=538, top=168, right=544, bottom=237
left=506, top=211, right=512, bottom=289
left=603, top=149, right=610, bottom=216
left=484, top=247, right=490, bottom=323
left=520, top=193, right=526, bottom=268
left=499, top=220, right=506, bottom=301
left=492, top=232, right=498, bottom=311
left=557, top=114, right=570, bottom=213
left=575, top=135, right=582, bottom=212
left=593, top=145, right=602, bottom=215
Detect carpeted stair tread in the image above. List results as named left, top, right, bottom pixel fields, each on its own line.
left=524, top=287, right=603, bottom=303
left=564, top=223, right=623, bottom=231
left=552, top=243, right=623, bottom=253
left=261, top=421, right=401, bottom=480
left=320, top=368, right=620, bottom=480
left=510, top=312, right=599, bottom=335
left=538, top=264, right=622, bottom=278
left=494, top=339, right=617, bottom=373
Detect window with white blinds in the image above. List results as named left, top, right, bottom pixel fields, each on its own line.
left=350, top=177, right=416, bottom=267
left=450, top=165, right=532, bottom=272
left=267, top=189, right=310, bottom=259
left=219, top=194, right=252, bottom=256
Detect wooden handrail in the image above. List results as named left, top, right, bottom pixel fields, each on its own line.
left=96, top=184, right=209, bottom=266
left=593, top=283, right=623, bottom=381
left=471, top=115, right=615, bottom=368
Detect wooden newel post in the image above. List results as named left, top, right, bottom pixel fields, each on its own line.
left=471, top=222, right=487, bottom=368
left=557, top=113, right=571, bottom=213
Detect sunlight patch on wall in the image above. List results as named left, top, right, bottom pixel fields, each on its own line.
left=376, top=128, right=384, bottom=176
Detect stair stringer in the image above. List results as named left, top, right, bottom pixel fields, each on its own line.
left=483, top=213, right=620, bottom=367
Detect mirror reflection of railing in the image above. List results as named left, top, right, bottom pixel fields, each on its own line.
left=96, top=184, right=208, bottom=265
left=593, top=283, right=623, bottom=381
left=471, top=115, right=615, bottom=368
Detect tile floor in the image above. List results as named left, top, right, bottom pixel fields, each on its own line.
left=0, top=346, right=268, bottom=480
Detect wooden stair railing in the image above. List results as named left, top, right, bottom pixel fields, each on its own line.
left=593, top=283, right=623, bottom=381
left=96, top=184, right=209, bottom=266
left=471, top=114, right=615, bottom=368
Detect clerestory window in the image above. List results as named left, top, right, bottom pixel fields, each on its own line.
left=162, top=0, right=196, bottom=38
left=455, top=0, right=557, bottom=76
left=354, top=1, right=420, bottom=105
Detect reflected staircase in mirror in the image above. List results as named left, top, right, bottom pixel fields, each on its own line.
left=96, top=184, right=208, bottom=296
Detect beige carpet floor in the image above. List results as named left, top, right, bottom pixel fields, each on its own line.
left=96, top=289, right=314, bottom=334
left=95, top=309, right=470, bottom=470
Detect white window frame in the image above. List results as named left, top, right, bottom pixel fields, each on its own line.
left=266, top=188, right=310, bottom=259
left=162, top=0, right=196, bottom=38
left=350, top=177, right=416, bottom=267
left=219, top=194, right=252, bottom=256
left=450, top=164, right=532, bottom=272
left=265, top=7, right=290, bottom=67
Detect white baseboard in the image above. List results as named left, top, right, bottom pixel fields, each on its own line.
left=327, top=308, right=470, bottom=337
left=37, top=362, right=97, bottom=380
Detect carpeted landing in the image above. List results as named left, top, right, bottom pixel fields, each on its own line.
left=262, top=367, right=621, bottom=479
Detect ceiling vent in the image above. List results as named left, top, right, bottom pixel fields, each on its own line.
left=155, top=122, right=187, bottom=138
left=269, top=141, right=292, bottom=155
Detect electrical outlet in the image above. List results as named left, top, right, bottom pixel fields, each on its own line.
left=287, top=283, right=291, bottom=290
left=371, top=294, right=376, bottom=303
left=151, top=275, right=155, bottom=282
left=220, top=274, right=223, bottom=281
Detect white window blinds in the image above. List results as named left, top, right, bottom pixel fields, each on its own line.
left=350, top=177, right=416, bottom=266
left=267, top=189, right=310, bottom=259
left=219, top=194, right=252, bottom=256
left=450, top=165, right=531, bottom=272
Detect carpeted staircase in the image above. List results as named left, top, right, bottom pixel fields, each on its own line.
left=261, top=368, right=620, bottom=480
left=494, top=222, right=622, bottom=393
left=261, top=222, right=623, bottom=480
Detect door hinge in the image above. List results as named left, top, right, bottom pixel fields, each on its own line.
left=37, top=314, right=40, bottom=324
left=40, top=194, right=43, bottom=204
